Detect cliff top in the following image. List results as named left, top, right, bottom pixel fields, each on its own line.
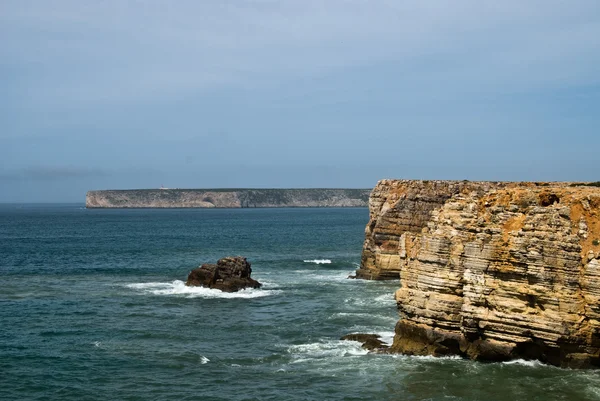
left=376, top=179, right=600, bottom=187
left=87, top=188, right=370, bottom=193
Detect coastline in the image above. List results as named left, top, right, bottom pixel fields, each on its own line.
left=85, top=188, right=371, bottom=208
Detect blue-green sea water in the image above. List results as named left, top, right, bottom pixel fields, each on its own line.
left=1, top=205, right=599, bottom=401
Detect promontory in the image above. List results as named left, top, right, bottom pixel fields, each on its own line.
left=357, top=179, right=600, bottom=368
left=85, top=188, right=370, bottom=208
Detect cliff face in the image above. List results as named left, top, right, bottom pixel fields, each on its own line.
left=358, top=179, right=600, bottom=368
left=86, top=189, right=370, bottom=208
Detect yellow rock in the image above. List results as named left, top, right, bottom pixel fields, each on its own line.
left=357, top=179, right=600, bottom=368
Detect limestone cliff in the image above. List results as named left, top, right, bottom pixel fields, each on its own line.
left=86, top=188, right=370, bottom=208
left=358, top=179, right=600, bottom=368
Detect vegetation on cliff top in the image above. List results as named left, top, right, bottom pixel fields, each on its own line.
left=570, top=182, right=600, bottom=187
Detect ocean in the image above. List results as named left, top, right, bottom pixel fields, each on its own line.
left=1, top=205, right=599, bottom=401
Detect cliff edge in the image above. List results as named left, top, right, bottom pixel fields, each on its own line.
left=358, top=179, right=600, bottom=368
left=86, top=188, right=370, bottom=208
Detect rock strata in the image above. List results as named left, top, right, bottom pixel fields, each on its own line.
left=358, top=180, right=600, bottom=368
left=186, top=257, right=261, bottom=292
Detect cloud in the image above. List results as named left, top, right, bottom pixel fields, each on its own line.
left=1, top=0, right=599, bottom=203
left=1, top=0, right=599, bottom=107
left=0, top=166, right=109, bottom=181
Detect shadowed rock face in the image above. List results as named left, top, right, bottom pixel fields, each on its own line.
left=358, top=179, right=600, bottom=368
left=186, top=257, right=261, bottom=292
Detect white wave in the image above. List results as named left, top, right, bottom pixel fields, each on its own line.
left=306, top=271, right=355, bottom=282
left=200, top=356, right=210, bottom=364
left=125, top=280, right=281, bottom=299
left=288, top=270, right=355, bottom=285
left=375, top=331, right=395, bottom=346
left=331, top=312, right=373, bottom=318
left=256, top=280, right=279, bottom=289
left=374, top=293, right=397, bottom=306
left=288, top=339, right=368, bottom=363
left=388, top=354, right=464, bottom=361
left=330, top=312, right=397, bottom=325
left=340, top=331, right=395, bottom=347
left=586, top=384, right=600, bottom=399
left=303, top=259, right=332, bottom=264
left=344, top=294, right=396, bottom=307
left=502, top=359, right=546, bottom=367
left=92, top=341, right=101, bottom=347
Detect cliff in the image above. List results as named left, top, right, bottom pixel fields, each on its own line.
left=85, top=188, right=370, bottom=208
left=357, top=179, right=600, bottom=368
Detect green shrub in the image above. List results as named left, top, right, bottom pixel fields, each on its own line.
left=570, top=182, right=600, bottom=187
left=593, top=239, right=600, bottom=247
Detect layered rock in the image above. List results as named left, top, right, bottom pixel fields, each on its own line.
left=358, top=180, right=600, bottom=368
left=85, top=188, right=370, bottom=208
left=186, top=257, right=261, bottom=292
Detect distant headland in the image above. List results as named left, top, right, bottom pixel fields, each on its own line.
left=85, top=188, right=371, bottom=208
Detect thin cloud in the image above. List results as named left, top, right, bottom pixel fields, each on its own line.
left=1, top=1, right=599, bottom=106
left=0, top=1, right=599, bottom=202
left=0, top=166, right=109, bottom=181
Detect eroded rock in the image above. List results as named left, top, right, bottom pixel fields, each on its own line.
left=185, top=256, right=261, bottom=292
left=358, top=180, right=600, bottom=368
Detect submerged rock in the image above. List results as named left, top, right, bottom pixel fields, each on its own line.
left=185, top=256, right=261, bottom=292
left=341, top=333, right=390, bottom=352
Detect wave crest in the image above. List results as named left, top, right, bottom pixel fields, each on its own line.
left=125, top=280, right=281, bottom=299
left=303, top=259, right=332, bottom=264
left=502, top=359, right=546, bottom=367
left=288, top=339, right=368, bottom=363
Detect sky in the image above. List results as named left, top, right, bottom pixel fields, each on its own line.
left=1, top=0, right=599, bottom=202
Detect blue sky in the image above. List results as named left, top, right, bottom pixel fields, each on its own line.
left=1, top=1, right=599, bottom=202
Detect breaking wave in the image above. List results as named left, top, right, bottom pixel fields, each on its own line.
left=125, top=280, right=281, bottom=299
left=502, top=359, right=547, bottom=367
left=303, top=259, right=332, bottom=264
left=287, top=339, right=368, bottom=363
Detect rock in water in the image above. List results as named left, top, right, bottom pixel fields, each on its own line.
left=185, top=257, right=261, bottom=292
left=341, top=333, right=390, bottom=352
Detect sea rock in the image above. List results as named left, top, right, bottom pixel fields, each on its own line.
left=358, top=180, right=600, bottom=368
left=341, top=333, right=390, bottom=352
left=185, top=256, right=261, bottom=292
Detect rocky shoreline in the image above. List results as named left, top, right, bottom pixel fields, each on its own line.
left=357, top=179, right=600, bottom=368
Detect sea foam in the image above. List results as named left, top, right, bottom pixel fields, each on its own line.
left=303, top=259, right=332, bottom=264
left=288, top=339, right=368, bottom=363
left=375, top=331, right=395, bottom=346
left=502, top=359, right=546, bottom=368
left=125, top=280, right=281, bottom=299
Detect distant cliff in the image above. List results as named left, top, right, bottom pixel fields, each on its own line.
left=86, top=188, right=370, bottom=208
left=357, top=179, right=600, bottom=368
